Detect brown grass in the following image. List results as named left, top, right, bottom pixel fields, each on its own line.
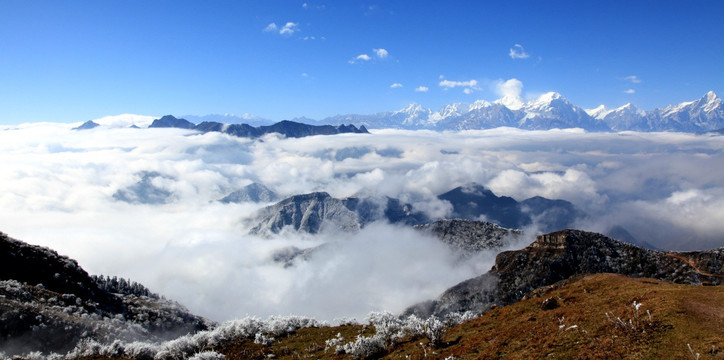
left=74, top=273, right=724, bottom=360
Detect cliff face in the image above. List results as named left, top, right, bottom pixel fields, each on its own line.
left=406, top=229, right=724, bottom=318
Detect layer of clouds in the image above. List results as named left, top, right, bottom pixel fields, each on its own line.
left=439, top=79, right=479, bottom=94
left=1, top=123, right=723, bottom=322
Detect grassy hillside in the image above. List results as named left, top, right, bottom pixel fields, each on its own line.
left=68, top=273, right=723, bottom=360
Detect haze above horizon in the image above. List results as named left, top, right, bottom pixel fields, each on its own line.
left=1, top=0, right=723, bottom=124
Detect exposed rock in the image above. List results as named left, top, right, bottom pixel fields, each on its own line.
left=248, top=192, right=360, bottom=236
left=414, top=219, right=521, bottom=255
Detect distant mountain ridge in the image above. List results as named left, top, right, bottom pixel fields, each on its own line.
left=320, top=91, right=723, bottom=132
left=148, top=115, right=369, bottom=138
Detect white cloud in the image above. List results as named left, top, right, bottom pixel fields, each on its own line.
left=279, top=22, right=299, bottom=36
left=439, top=79, right=478, bottom=88
left=415, top=86, right=429, bottom=92
left=624, top=89, right=636, bottom=94
left=301, top=73, right=309, bottom=77
left=509, top=44, right=530, bottom=59
left=624, top=75, right=642, bottom=84
left=348, top=54, right=371, bottom=64
left=264, top=22, right=299, bottom=36
left=439, top=79, right=479, bottom=93
left=390, top=83, right=403, bottom=88
left=264, top=23, right=278, bottom=33
left=374, top=48, right=389, bottom=58
left=493, top=78, right=524, bottom=109
left=302, top=2, right=308, bottom=9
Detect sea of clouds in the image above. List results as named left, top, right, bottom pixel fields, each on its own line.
left=1, top=116, right=723, bottom=322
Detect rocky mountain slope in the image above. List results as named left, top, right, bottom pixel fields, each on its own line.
left=0, top=232, right=211, bottom=356
left=247, top=192, right=429, bottom=236
left=406, top=229, right=724, bottom=318
left=248, top=184, right=584, bottom=236
left=148, top=115, right=368, bottom=138
left=414, top=219, right=522, bottom=255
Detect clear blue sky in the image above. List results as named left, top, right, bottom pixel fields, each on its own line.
left=1, top=0, right=723, bottom=124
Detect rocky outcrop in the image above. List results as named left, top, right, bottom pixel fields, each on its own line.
left=414, top=219, right=521, bottom=255
left=406, top=229, right=724, bottom=318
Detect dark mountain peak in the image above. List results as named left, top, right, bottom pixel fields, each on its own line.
left=149, top=115, right=196, bottom=129
left=72, top=120, right=100, bottom=130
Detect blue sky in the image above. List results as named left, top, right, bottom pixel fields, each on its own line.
left=1, top=0, right=723, bottom=124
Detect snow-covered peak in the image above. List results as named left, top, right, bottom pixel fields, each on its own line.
left=394, top=103, right=429, bottom=116
left=585, top=105, right=610, bottom=119
left=470, top=99, right=492, bottom=110
left=524, top=92, right=571, bottom=112
left=614, top=103, right=646, bottom=117
left=702, top=91, right=722, bottom=112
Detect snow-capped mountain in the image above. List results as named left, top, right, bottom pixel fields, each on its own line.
left=589, top=103, right=648, bottom=131
left=321, top=92, right=612, bottom=131
left=517, top=92, right=609, bottom=131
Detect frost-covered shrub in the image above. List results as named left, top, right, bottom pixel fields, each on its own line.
left=339, top=334, right=387, bottom=360
left=188, top=351, right=226, bottom=360
left=253, top=333, right=274, bottom=346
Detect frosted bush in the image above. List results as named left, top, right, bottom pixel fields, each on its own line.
left=339, top=334, right=387, bottom=360
left=188, top=351, right=226, bottom=360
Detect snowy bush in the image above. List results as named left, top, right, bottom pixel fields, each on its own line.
left=339, top=334, right=387, bottom=360
left=188, top=351, right=226, bottom=360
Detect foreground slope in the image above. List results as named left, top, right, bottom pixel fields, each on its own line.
left=66, top=274, right=723, bottom=359
left=0, top=232, right=211, bottom=356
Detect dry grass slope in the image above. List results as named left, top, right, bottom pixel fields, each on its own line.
left=70, top=273, right=723, bottom=360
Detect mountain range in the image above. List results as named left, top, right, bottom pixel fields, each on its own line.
left=246, top=184, right=585, bottom=237
left=74, top=116, right=369, bottom=138
left=319, top=91, right=724, bottom=132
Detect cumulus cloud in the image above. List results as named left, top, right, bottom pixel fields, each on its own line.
left=390, top=83, right=403, bottom=88
left=415, top=86, right=429, bottom=92
left=493, top=78, right=524, bottom=109
left=509, top=44, right=530, bottom=59
left=2, top=123, right=724, bottom=323
left=349, top=48, right=389, bottom=64
left=624, top=89, right=636, bottom=94
left=264, top=22, right=299, bottom=36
